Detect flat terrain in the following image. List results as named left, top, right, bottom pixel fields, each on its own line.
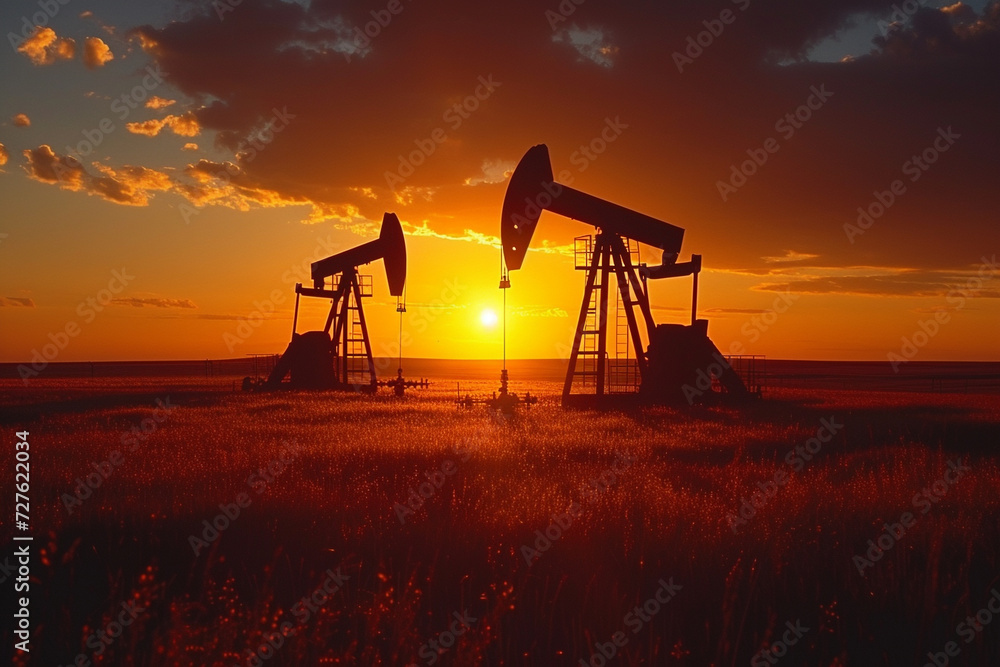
left=2, top=376, right=1000, bottom=666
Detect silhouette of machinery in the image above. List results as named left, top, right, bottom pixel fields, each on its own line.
left=501, top=144, right=750, bottom=407
left=265, top=212, right=426, bottom=392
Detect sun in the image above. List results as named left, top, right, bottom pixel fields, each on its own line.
left=480, top=308, right=498, bottom=328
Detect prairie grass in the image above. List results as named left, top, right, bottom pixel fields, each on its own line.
left=3, top=379, right=1000, bottom=666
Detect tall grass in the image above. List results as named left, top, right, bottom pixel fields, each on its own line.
left=3, top=380, right=999, bottom=666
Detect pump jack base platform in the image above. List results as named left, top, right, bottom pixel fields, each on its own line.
left=263, top=330, right=377, bottom=393
left=563, top=320, right=754, bottom=408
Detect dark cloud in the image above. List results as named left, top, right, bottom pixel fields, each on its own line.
left=755, top=267, right=1000, bottom=298
left=43, top=0, right=996, bottom=279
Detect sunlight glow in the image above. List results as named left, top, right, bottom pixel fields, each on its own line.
left=480, top=308, right=498, bottom=328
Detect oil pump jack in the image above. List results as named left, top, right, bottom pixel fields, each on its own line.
left=264, top=212, right=427, bottom=393
left=501, top=144, right=752, bottom=407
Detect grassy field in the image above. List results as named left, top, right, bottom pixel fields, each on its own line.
left=3, top=377, right=1000, bottom=666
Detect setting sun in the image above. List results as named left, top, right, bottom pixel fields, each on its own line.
left=480, top=308, right=499, bottom=328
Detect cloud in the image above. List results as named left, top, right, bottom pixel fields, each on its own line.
left=110, top=297, right=197, bottom=308
left=146, top=96, right=176, bottom=110
left=754, top=267, right=1000, bottom=299
left=82, top=37, right=114, bottom=68
left=20, top=144, right=316, bottom=216
left=704, top=307, right=770, bottom=315
left=552, top=26, right=620, bottom=68
left=0, top=143, right=7, bottom=167
left=761, top=250, right=821, bottom=264
left=179, top=158, right=309, bottom=211
left=0, top=297, right=35, bottom=308
left=126, top=112, right=201, bottom=137
left=22, top=145, right=171, bottom=206
left=182, top=142, right=198, bottom=151
left=5, top=0, right=984, bottom=283
left=17, top=27, right=75, bottom=66
left=872, top=1, right=1000, bottom=59
left=514, top=306, right=570, bottom=318
left=12, top=114, right=31, bottom=127
left=464, top=159, right=516, bottom=186
left=393, top=186, right=436, bottom=206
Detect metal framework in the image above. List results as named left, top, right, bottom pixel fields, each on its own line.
left=500, top=143, right=752, bottom=407
left=264, top=213, right=405, bottom=391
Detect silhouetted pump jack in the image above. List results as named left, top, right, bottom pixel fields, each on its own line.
left=501, top=144, right=751, bottom=407
left=264, top=212, right=407, bottom=392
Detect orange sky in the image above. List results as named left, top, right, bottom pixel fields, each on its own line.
left=1, top=0, right=998, bottom=365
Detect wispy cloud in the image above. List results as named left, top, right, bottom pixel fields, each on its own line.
left=110, top=297, right=197, bottom=308
left=0, top=297, right=35, bottom=308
